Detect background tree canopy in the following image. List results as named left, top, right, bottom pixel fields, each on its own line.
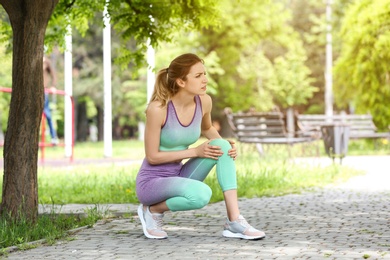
left=333, top=0, right=390, bottom=130
left=0, top=0, right=221, bottom=141
left=154, top=0, right=318, bottom=121
left=0, top=0, right=389, bottom=135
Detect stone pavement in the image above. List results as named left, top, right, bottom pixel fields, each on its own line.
left=3, top=156, right=390, bottom=260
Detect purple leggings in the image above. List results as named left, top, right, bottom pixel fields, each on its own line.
left=135, top=139, right=237, bottom=212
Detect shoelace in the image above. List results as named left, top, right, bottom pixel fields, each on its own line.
left=237, top=216, right=250, bottom=227
left=237, top=216, right=258, bottom=232
left=151, top=214, right=164, bottom=230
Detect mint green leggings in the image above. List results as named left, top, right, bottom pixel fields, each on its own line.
left=136, top=139, right=237, bottom=212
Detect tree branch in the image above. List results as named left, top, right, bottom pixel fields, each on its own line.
left=65, top=0, right=76, bottom=11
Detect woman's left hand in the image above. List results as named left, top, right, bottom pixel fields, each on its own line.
left=227, top=140, right=237, bottom=160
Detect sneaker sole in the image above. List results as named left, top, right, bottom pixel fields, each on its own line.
left=137, top=205, right=167, bottom=239
left=222, top=230, right=265, bottom=240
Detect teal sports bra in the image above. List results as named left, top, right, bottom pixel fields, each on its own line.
left=159, top=95, right=202, bottom=151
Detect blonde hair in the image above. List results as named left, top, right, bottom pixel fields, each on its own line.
left=150, top=53, right=204, bottom=107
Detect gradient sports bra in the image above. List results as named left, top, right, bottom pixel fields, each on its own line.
left=159, top=95, right=202, bottom=151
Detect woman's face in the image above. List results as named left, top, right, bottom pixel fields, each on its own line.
left=181, top=62, right=208, bottom=95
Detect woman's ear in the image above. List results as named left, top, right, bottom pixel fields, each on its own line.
left=176, top=78, right=185, bottom=88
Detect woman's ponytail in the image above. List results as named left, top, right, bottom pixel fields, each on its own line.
left=150, top=67, right=172, bottom=107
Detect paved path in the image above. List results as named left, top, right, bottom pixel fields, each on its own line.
left=4, top=156, right=390, bottom=260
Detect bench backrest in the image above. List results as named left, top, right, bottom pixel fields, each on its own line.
left=224, top=108, right=287, bottom=140
left=297, top=114, right=377, bottom=136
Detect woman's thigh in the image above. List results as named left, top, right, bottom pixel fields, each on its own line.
left=179, top=157, right=217, bottom=181
left=136, top=176, right=211, bottom=207
left=179, top=139, right=232, bottom=181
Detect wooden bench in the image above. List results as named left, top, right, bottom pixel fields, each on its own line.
left=297, top=114, right=390, bottom=140
left=224, top=108, right=318, bottom=156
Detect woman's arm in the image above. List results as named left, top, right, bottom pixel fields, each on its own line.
left=200, top=94, right=237, bottom=160
left=200, top=94, right=222, bottom=139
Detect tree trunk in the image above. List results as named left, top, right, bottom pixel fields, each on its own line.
left=0, top=0, right=58, bottom=222
left=96, top=105, right=104, bottom=141
left=113, top=116, right=120, bottom=140
left=76, top=98, right=88, bottom=142
left=286, top=107, right=295, bottom=138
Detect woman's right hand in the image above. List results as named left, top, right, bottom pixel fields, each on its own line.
left=195, top=140, right=223, bottom=160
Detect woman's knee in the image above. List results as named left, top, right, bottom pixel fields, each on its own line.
left=209, top=138, right=231, bottom=151
left=191, top=184, right=212, bottom=209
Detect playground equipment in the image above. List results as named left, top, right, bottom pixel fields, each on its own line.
left=0, top=86, right=74, bottom=162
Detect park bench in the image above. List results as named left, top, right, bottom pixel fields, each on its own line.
left=296, top=114, right=390, bottom=140
left=224, top=108, right=318, bottom=156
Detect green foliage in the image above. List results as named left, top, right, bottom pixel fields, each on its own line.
left=37, top=139, right=145, bottom=159
left=285, top=0, right=327, bottom=114
left=198, top=0, right=288, bottom=112
left=347, top=139, right=389, bottom=156
left=39, top=1, right=105, bottom=53
left=195, top=0, right=317, bottom=114
left=105, top=0, right=220, bottom=69
left=0, top=44, right=11, bottom=133
left=120, top=80, right=147, bottom=123
left=266, top=41, right=318, bottom=108
left=334, top=0, right=390, bottom=130
left=1, top=0, right=220, bottom=69
left=236, top=51, right=275, bottom=111
left=0, top=44, right=11, bottom=85
left=0, top=7, right=11, bottom=51
left=287, top=0, right=357, bottom=114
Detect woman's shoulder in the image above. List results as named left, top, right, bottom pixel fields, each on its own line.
left=199, top=94, right=212, bottom=112
left=146, top=100, right=167, bottom=117
left=199, top=94, right=212, bottom=104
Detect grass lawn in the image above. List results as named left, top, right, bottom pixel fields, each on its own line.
left=8, top=138, right=370, bottom=205
left=1, top=138, right=379, bottom=205
left=37, top=139, right=146, bottom=160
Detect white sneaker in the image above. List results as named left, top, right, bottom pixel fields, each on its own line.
left=222, top=215, right=265, bottom=240
left=137, top=204, right=168, bottom=239
left=51, top=138, right=59, bottom=146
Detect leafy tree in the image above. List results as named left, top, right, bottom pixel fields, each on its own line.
left=0, top=0, right=220, bottom=222
left=288, top=0, right=326, bottom=113
left=267, top=41, right=317, bottom=135
left=267, top=42, right=317, bottom=109
left=235, top=50, right=275, bottom=111
left=333, top=0, right=390, bottom=129
left=195, top=0, right=317, bottom=124
left=198, top=0, right=291, bottom=114
left=287, top=0, right=355, bottom=114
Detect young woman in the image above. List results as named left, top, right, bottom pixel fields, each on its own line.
left=136, top=53, right=265, bottom=240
